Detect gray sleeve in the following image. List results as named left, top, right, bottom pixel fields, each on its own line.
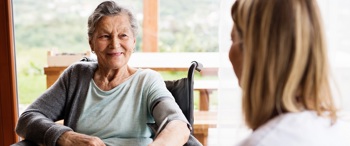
left=15, top=66, right=74, bottom=146
left=151, top=97, right=192, bottom=136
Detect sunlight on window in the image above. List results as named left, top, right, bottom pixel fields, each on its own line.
left=159, top=0, right=220, bottom=52
left=318, top=0, right=350, bottom=112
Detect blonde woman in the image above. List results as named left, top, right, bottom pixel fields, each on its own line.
left=229, top=0, right=350, bottom=145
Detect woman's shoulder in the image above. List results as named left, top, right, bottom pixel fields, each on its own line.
left=61, top=62, right=98, bottom=78
left=136, top=68, right=162, bottom=77
left=238, top=111, right=350, bottom=146
left=66, top=62, right=98, bottom=72
left=131, top=69, right=165, bottom=85
left=69, top=61, right=98, bottom=69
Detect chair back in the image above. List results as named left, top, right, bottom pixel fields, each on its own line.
left=164, top=61, right=203, bottom=127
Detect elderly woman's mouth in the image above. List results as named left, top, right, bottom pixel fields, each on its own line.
left=108, top=52, right=124, bottom=56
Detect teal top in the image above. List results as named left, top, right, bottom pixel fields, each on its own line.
left=76, top=69, right=173, bottom=146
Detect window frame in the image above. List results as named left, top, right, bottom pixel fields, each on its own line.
left=0, top=0, right=20, bottom=145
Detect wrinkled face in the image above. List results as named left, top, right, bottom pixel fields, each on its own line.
left=89, top=14, right=136, bottom=70
left=229, top=25, right=243, bottom=84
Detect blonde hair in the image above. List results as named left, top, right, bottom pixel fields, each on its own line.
left=231, top=0, right=336, bottom=130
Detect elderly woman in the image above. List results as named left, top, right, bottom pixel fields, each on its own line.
left=229, top=0, right=350, bottom=145
left=15, top=1, right=190, bottom=146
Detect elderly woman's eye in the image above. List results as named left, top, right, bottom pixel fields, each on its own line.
left=120, top=34, right=128, bottom=37
left=99, top=35, right=110, bottom=39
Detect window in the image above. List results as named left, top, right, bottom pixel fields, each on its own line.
left=159, top=0, right=220, bottom=52
left=318, top=0, right=350, bottom=112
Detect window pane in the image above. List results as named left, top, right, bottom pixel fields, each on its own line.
left=159, top=0, right=220, bottom=52
left=318, top=0, right=350, bottom=112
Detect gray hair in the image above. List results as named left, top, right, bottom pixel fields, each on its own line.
left=87, top=1, right=138, bottom=41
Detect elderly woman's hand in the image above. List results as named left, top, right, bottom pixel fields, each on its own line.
left=57, top=131, right=106, bottom=146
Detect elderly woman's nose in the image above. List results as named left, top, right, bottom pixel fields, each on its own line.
left=110, top=37, right=121, bottom=48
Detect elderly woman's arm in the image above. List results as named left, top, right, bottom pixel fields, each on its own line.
left=149, top=97, right=191, bottom=146
left=15, top=63, right=91, bottom=146
left=149, top=120, right=190, bottom=146
left=15, top=68, right=72, bottom=146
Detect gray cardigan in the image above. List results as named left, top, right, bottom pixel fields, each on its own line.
left=15, top=62, right=188, bottom=146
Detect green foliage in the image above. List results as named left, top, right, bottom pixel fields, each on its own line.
left=159, top=0, right=220, bottom=52
left=13, top=0, right=219, bottom=53
left=17, top=74, right=46, bottom=104
left=16, top=49, right=47, bottom=104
